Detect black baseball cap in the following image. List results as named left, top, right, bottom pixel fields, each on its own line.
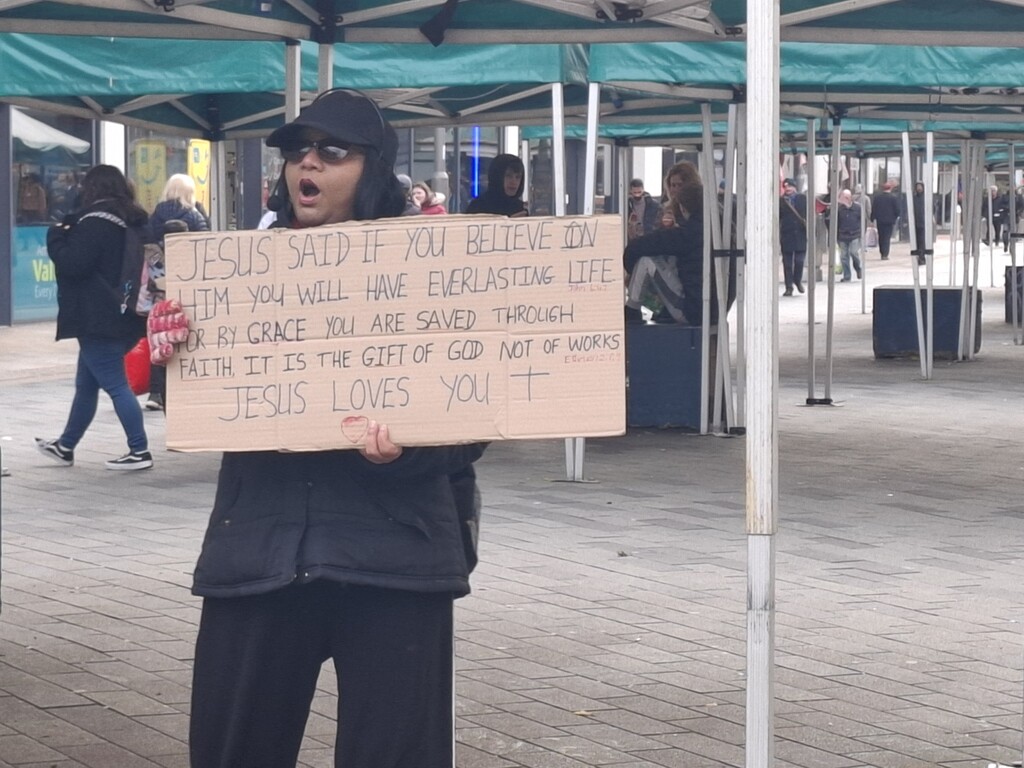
left=267, top=90, right=398, bottom=167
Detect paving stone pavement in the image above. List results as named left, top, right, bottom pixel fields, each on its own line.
left=0, top=239, right=1022, bottom=768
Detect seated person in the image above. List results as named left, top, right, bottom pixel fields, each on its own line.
left=623, top=182, right=735, bottom=327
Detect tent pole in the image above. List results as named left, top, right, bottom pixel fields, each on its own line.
left=564, top=81, right=600, bottom=483
left=582, top=82, right=599, bottom=217
left=925, top=133, right=935, bottom=379
left=699, top=105, right=717, bottom=435
left=317, top=42, right=334, bottom=91
left=859, top=159, right=867, bottom=315
left=805, top=119, right=817, bottom=403
left=901, top=133, right=927, bottom=379
left=824, top=118, right=841, bottom=403
left=949, top=162, right=959, bottom=287
left=1012, top=146, right=1022, bottom=346
left=552, top=82, right=584, bottom=482
left=734, top=104, right=748, bottom=431
left=716, top=104, right=738, bottom=432
left=745, top=0, right=779, bottom=765
left=967, top=143, right=984, bottom=362
left=284, top=41, right=301, bottom=121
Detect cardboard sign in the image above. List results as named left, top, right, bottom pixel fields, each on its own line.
left=164, top=214, right=625, bottom=451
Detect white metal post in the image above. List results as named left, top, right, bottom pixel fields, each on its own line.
left=901, top=133, right=927, bottom=378
left=805, top=120, right=817, bottom=403
left=745, top=0, right=780, bottom=766
left=924, top=133, right=935, bottom=379
left=317, top=42, right=334, bottom=92
left=284, top=41, right=301, bottom=122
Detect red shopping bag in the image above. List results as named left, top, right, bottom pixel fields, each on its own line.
left=125, top=337, right=151, bottom=395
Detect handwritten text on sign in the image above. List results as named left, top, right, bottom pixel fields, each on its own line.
left=164, top=214, right=625, bottom=451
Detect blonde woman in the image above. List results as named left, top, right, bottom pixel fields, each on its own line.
left=145, top=174, right=208, bottom=411
left=150, top=173, right=208, bottom=241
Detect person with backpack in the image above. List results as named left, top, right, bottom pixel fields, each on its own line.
left=35, top=165, right=155, bottom=471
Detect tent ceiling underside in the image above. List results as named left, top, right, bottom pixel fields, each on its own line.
left=1, top=1, right=1024, bottom=45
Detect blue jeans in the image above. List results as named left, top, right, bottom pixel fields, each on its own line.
left=839, top=238, right=862, bottom=280
left=60, top=337, right=147, bottom=453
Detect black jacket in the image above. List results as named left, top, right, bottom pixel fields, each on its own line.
left=192, top=444, right=486, bottom=598
left=627, top=193, right=660, bottom=239
left=834, top=203, right=862, bottom=243
left=150, top=199, right=208, bottom=241
left=871, top=191, right=900, bottom=226
left=46, top=202, right=149, bottom=344
left=779, top=192, right=808, bottom=252
left=466, top=154, right=527, bottom=216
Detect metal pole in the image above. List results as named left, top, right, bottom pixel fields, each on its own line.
left=805, top=120, right=817, bottom=403
left=1010, top=147, right=1021, bottom=346
left=284, top=41, right=301, bottom=122
left=734, top=105, right=748, bottom=431
left=317, top=42, right=333, bottom=91
left=901, top=133, right=927, bottom=378
left=949, top=162, right=960, bottom=287
left=824, top=119, right=841, bottom=403
left=552, top=83, right=584, bottom=482
left=745, top=0, right=779, bottom=764
left=925, top=133, right=935, bottom=379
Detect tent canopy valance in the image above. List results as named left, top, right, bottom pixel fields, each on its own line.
left=0, top=36, right=588, bottom=138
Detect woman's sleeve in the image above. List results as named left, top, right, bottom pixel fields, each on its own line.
left=46, top=218, right=109, bottom=281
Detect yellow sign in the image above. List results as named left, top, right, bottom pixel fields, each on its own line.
left=188, top=140, right=212, bottom=214
left=131, top=140, right=167, bottom=213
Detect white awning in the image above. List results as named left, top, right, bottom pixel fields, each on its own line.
left=12, top=108, right=90, bottom=154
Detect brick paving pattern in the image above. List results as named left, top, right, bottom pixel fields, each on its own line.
left=0, top=240, right=1022, bottom=767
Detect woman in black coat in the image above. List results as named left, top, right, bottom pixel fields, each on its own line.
left=181, top=90, right=487, bottom=768
left=35, top=165, right=154, bottom=471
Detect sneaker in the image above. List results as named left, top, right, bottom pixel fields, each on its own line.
left=795, top=282, right=805, bottom=294
left=35, top=438, right=74, bottom=467
left=144, top=394, right=164, bottom=412
left=106, top=451, right=153, bottom=471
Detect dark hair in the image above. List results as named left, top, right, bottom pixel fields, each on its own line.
left=630, top=178, right=644, bottom=187
left=352, top=151, right=407, bottom=220
left=79, top=165, right=148, bottom=226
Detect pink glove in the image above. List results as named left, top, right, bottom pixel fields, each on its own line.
left=148, top=299, right=190, bottom=365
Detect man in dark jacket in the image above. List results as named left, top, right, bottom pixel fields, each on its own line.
left=871, top=181, right=900, bottom=260
left=181, top=90, right=486, bottom=768
left=465, top=153, right=527, bottom=216
left=779, top=178, right=807, bottom=295
left=626, top=178, right=659, bottom=241
left=835, top=189, right=863, bottom=281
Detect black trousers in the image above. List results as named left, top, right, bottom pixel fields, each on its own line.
left=190, top=582, right=455, bottom=768
left=781, top=250, right=805, bottom=290
left=876, top=222, right=895, bottom=257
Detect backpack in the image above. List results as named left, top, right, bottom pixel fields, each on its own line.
left=78, top=210, right=164, bottom=316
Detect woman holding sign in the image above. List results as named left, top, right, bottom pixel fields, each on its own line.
left=173, top=89, right=486, bottom=768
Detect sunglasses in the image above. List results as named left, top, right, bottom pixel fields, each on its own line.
left=280, top=141, right=357, bottom=164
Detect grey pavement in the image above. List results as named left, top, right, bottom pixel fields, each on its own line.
left=0, top=237, right=1022, bottom=768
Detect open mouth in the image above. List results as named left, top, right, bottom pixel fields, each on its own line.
left=298, top=179, right=321, bottom=201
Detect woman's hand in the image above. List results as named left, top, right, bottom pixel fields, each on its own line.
left=148, top=299, right=191, bottom=365
left=360, top=420, right=403, bottom=464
